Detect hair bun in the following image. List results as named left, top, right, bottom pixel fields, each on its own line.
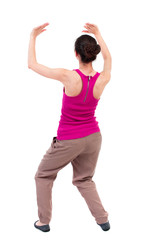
left=95, top=44, right=101, bottom=54
left=75, top=34, right=101, bottom=63
left=84, top=44, right=100, bottom=58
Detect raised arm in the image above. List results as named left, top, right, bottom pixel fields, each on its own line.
left=83, top=23, right=112, bottom=81
left=28, top=22, right=69, bottom=83
left=95, top=32, right=112, bottom=74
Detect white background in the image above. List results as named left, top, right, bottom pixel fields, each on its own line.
left=0, top=0, right=150, bottom=239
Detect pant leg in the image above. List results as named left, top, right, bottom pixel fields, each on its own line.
left=71, top=132, right=109, bottom=225
left=34, top=136, right=85, bottom=224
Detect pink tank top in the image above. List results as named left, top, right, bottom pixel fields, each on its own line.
left=56, top=69, right=101, bottom=140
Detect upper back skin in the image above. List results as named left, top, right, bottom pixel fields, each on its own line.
left=64, top=70, right=109, bottom=100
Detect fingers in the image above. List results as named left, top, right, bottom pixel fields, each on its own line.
left=84, top=25, right=93, bottom=30
left=84, top=25, right=91, bottom=30
left=35, top=22, right=49, bottom=29
left=82, top=23, right=94, bottom=33
left=85, top=22, right=95, bottom=27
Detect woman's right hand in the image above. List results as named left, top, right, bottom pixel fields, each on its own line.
left=82, top=23, right=100, bottom=35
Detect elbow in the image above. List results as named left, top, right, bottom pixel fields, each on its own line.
left=28, top=64, right=33, bottom=69
left=28, top=63, right=31, bottom=68
left=104, top=55, right=112, bottom=61
left=28, top=62, right=37, bottom=69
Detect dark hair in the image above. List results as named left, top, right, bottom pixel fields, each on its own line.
left=74, top=34, right=101, bottom=63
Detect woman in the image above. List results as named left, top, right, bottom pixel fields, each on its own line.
left=28, top=22, right=112, bottom=232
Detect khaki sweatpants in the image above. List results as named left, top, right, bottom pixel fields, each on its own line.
left=34, top=131, right=109, bottom=225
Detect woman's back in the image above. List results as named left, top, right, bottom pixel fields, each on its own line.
left=56, top=69, right=101, bottom=140
left=63, top=69, right=101, bottom=100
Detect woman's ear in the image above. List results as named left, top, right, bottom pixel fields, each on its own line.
left=74, top=50, right=77, bottom=57
left=74, top=50, right=79, bottom=59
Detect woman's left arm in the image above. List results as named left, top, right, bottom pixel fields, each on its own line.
left=28, top=22, right=69, bottom=83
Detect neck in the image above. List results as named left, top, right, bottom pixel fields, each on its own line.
left=78, top=61, right=94, bottom=74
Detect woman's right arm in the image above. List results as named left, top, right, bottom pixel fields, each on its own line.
left=83, top=23, right=112, bottom=78
left=95, top=32, right=112, bottom=73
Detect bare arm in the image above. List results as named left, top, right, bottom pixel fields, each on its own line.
left=28, top=22, right=68, bottom=83
left=95, top=32, right=112, bottom=73
left=95, top=32, right=111, bottom=60
left=83, top=23, right=112, bottom=79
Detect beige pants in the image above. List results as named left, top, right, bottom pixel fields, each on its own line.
left=34, top=131, right=109, bottom=225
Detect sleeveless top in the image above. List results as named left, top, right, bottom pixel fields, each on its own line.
left=56, top=69, right=101, bottom=140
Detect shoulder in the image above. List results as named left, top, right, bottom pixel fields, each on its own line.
left=98, top=71, right=111, bottom=82
left=63, top=69, right=80, bottom=85
left=63, top=69, right=78, bottom=78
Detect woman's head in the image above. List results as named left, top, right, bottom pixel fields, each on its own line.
left=74, top=34, right=101, bottom=64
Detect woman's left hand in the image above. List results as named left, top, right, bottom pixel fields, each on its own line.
left=30, top=22, right=49, bottom=38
